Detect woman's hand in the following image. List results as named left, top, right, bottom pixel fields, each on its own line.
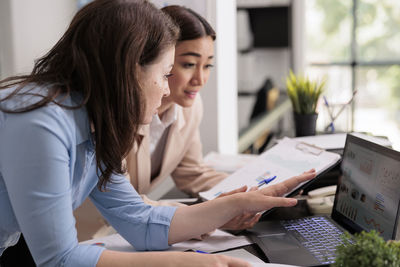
left=216, top=169, right=316, bottom=230
left=218, top=185, right=261, bottom=230
left=168, top=169, right=316, bottom=244
left=236, top=169, right=317, bottom=214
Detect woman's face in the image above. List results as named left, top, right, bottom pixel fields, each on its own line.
left=139, top=46, right=175, bottom=124
left=166, top=36, right=214, bottom=108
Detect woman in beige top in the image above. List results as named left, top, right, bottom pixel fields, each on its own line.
left=125, top=5, right=263, bottom=230
left=126, top=5, right=226, bottom=197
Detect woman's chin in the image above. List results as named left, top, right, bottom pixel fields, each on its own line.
left=178, top=98, right=195, bottom=108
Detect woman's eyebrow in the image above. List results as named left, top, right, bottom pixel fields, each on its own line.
left=179, top=52, right=213, bottom=59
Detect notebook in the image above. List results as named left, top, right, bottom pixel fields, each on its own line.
left=247, top=134, right=400, bottom=266
left=199, top=137, right=341, bottom=201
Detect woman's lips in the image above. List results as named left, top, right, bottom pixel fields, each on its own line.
left=184, top=90, right=198, bottom=99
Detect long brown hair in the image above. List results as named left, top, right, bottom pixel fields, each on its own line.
left=0, top=0, right=179, bottom=190
left=162, top=5, right=216, bottom=42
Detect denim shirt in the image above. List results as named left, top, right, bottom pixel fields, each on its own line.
left=0, top=86, right=176, bottom=266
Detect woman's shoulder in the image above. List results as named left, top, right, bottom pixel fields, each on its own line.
left=0, top=85, right=90, bottom=145
left=0, top=83, right=77, bottom=110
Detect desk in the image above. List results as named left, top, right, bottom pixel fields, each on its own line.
left=152, top=164, right=340, bottom=265
left=3, top=200, right=314, bottom=267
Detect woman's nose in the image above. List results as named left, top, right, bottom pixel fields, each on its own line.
left=163, top=85, right=170, bottom=97
left=191, top=68, right=205, bottom=86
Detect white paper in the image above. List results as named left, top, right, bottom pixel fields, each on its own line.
left=217, top=249, right=300, bottom=267
left=80, top=229, right=252, bottom=253
left=290, top=133, right=347, bottom=150
left=291, top=132, right=392, bottom=150
left=199, top=137, right=341, bottom=201
left=204, top=151, right=258, bottom=173
left=169, top=229, right=252, bottom=253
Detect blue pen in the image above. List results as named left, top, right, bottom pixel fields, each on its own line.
left=264, top=175, right=277, bottom=184
left=323, top=96, right=337, bottom=133
left=258, top=176, right=277, bottom=187
left=195, top=250, right=209, bottom=254
left=323, top=96, right=334, bottom=120
left=323, top=95, right=329, bottom=107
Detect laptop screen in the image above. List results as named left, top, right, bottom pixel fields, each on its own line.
left=332, top=134, right=400, bottom=240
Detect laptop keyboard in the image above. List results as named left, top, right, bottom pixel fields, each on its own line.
left=281, top=216, right=347, bottom=265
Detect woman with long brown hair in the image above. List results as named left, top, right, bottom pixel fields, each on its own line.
left=0, top=0, right=316, bottom=266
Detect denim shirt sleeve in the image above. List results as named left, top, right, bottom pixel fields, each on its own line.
left=0, top=105, right=104, bottom=267
left=90, top=175, right=177, bottom=251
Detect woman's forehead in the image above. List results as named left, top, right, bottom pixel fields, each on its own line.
left=176, top=37, right=214, bottom=59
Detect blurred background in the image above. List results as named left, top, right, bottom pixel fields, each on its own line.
left=1, top=0, right=399, bottom=154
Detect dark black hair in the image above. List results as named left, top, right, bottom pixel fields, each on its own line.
left=162, top=5, right=216, bottom=42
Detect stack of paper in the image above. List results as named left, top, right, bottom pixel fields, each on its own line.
left=199, top=137, right=341, bottom=201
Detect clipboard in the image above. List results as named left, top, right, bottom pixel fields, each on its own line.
left=295, top=142, right=324, bottom=155
left=199, top=137, right=341, bottom=201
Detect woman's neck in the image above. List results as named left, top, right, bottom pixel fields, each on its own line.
left=157, top=98, right=174, bottom=117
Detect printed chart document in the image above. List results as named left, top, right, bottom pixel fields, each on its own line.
left=199, top=137, right=341, bottom=201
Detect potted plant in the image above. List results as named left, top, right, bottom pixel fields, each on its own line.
left=334, top=230, right=400, bottom=267
left=286, top=70, right=326, bottom=136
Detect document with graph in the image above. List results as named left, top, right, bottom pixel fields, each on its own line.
left=199, top=137, right=341, bottom=201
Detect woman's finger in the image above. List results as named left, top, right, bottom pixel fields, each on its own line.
left=304, top=168, right=316, bottom=174
left=248, top=186, right=258, bottom=192
left=218, top=185, right=248, bottom=198
left=261, top=170, right=316, bottom=197
left=245, top=213, right=262, bottom=228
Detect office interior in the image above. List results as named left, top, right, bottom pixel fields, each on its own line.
left=1, top=0, right=400, bottom=248
left=2, top=0, right=399, bottom=154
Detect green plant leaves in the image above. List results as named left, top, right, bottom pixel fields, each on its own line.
left=286, top=70, right=326, bottom=115
left=334, top=230, right=400, bottom=267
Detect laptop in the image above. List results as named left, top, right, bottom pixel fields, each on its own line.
left=247, top=134, right=400, bottom=266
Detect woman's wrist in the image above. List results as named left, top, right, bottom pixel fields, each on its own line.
left=228, top=192, right=246, bottom=216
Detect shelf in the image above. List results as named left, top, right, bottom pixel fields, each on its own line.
left=238, top=97, right=291, bottom=153
left=237, top=0, right=290, bottom=9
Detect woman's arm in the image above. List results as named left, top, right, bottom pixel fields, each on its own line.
left=168, top=169, right=316, bottom=244
left=1, top=106, right=104, bottom=267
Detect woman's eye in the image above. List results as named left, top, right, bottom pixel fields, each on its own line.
left=205, top=64, right=214, bottom=69
left=182, top=63, right=195, bottom=68
left=164, top=73, right=173, bottom=79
